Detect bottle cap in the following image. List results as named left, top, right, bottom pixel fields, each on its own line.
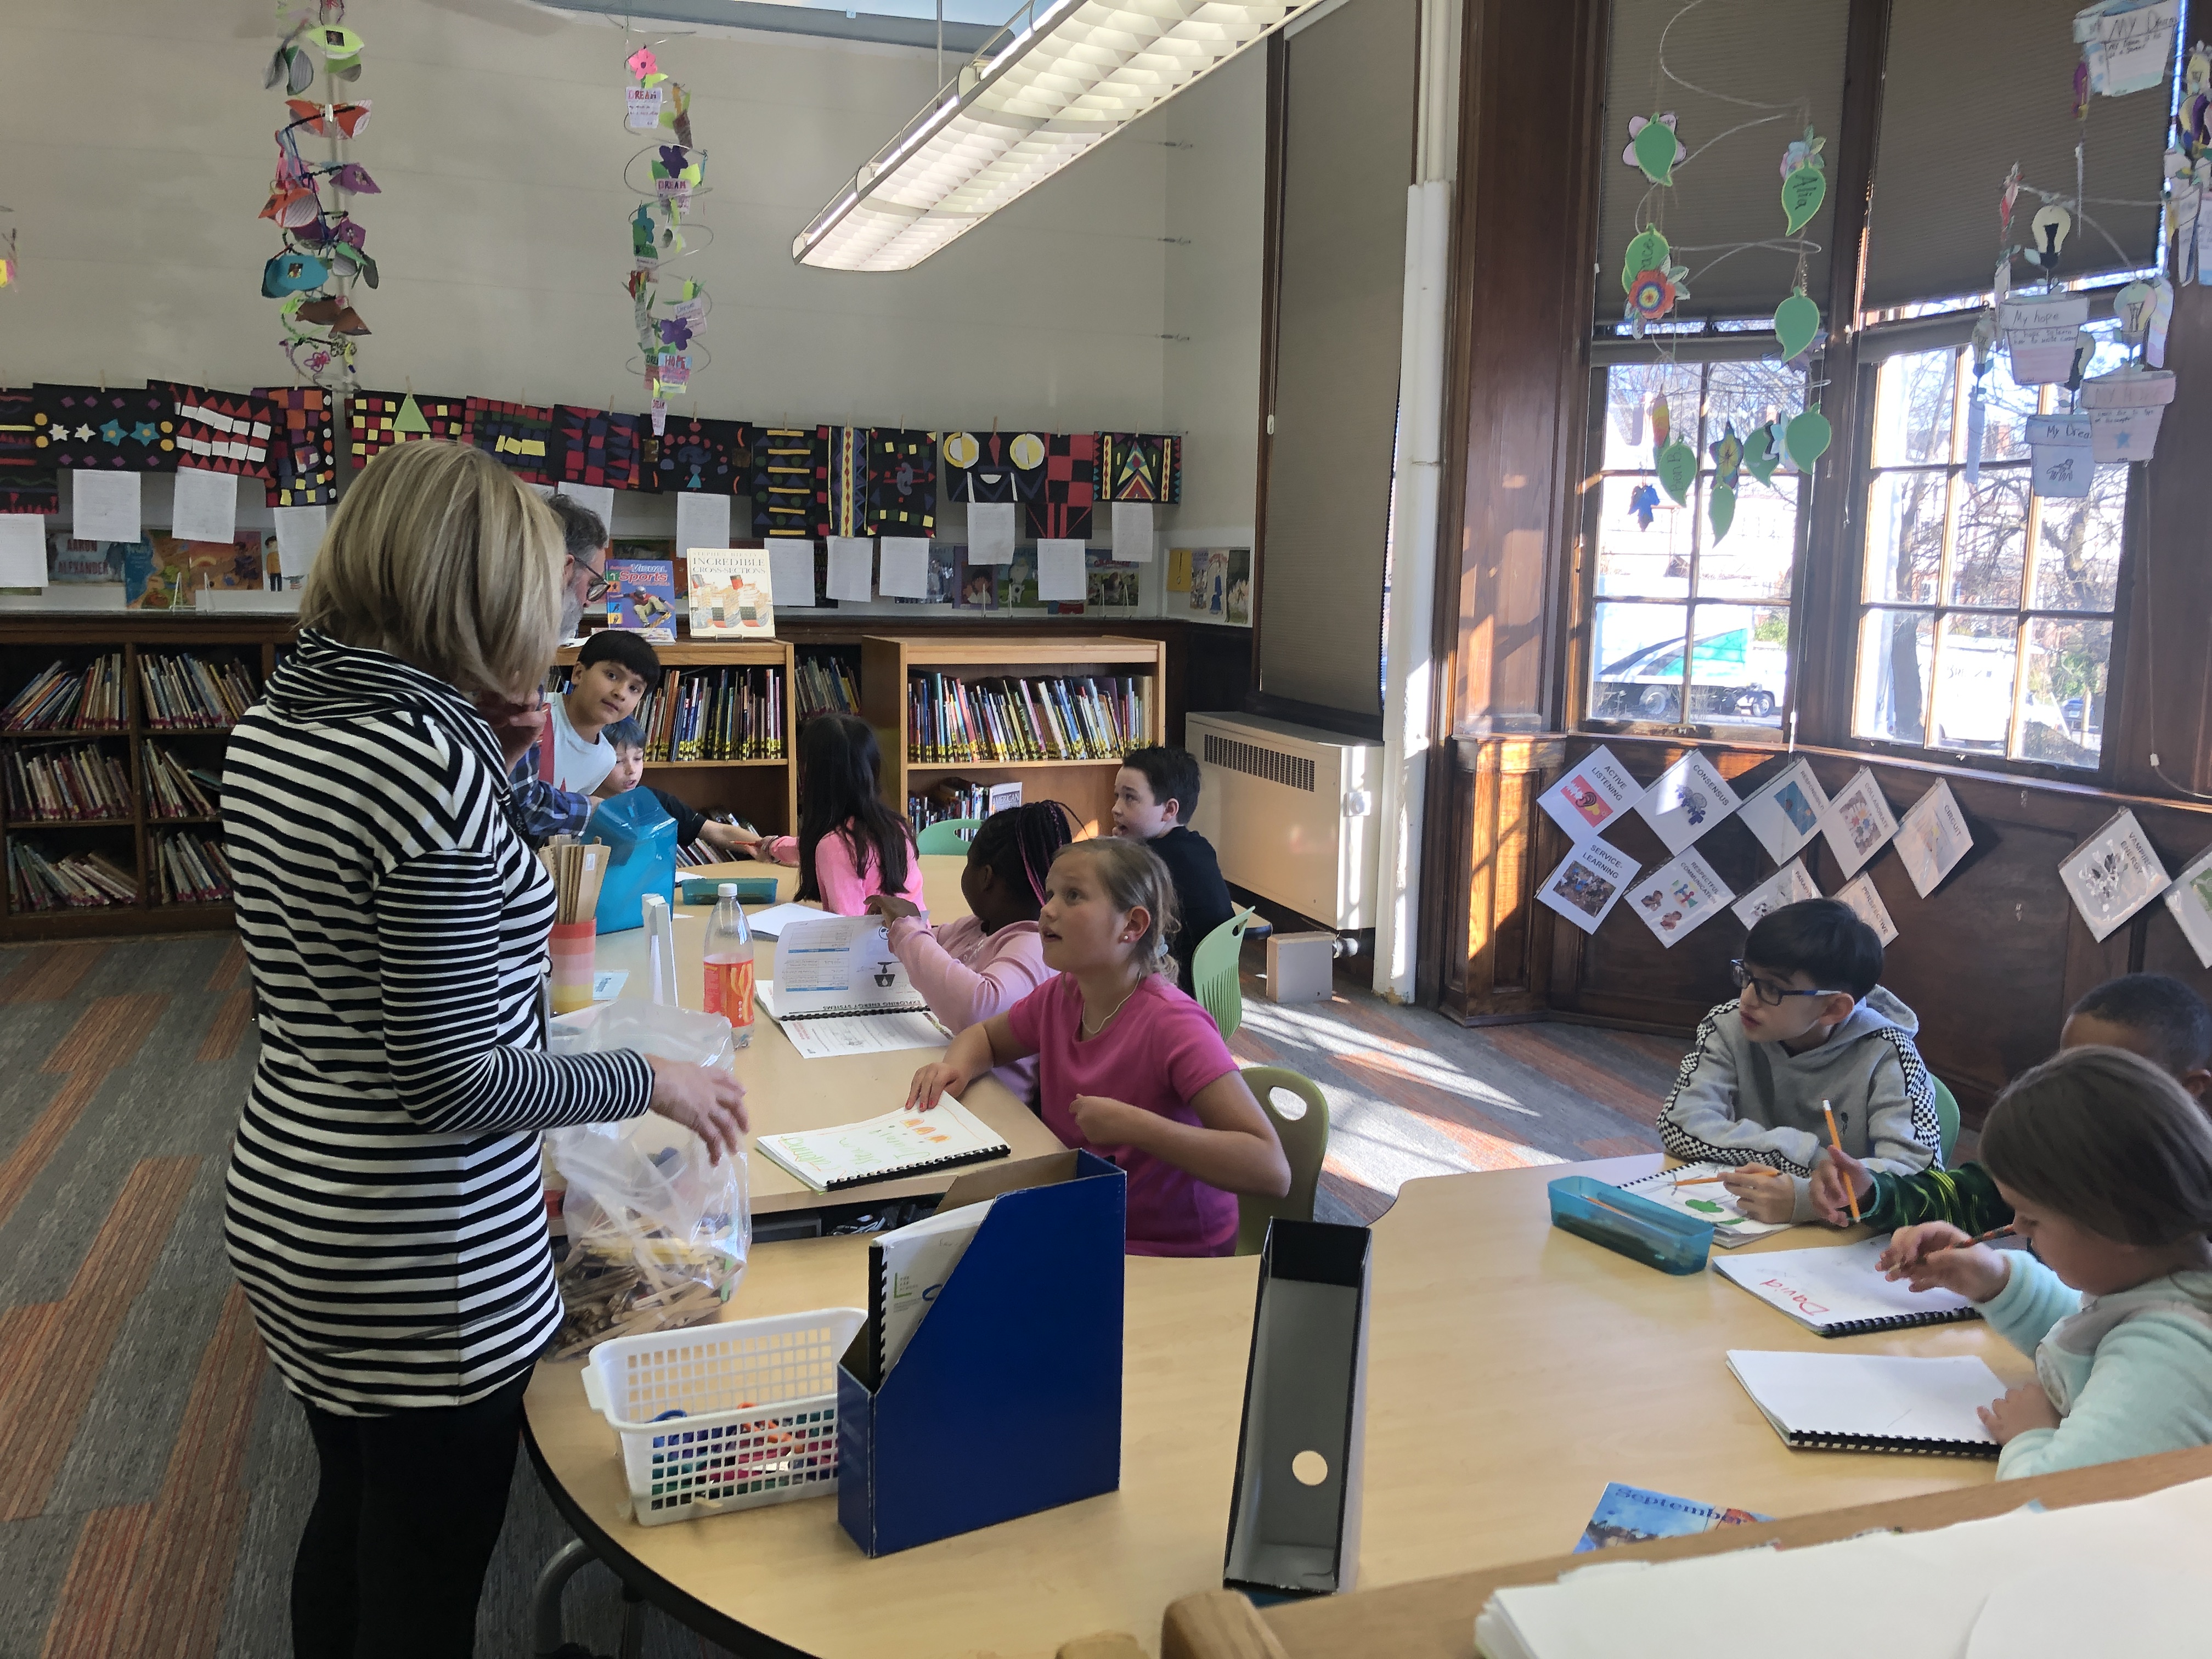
left=718, top=883, right=738, bottom=898
left=642, top=892, right=667, bottom=911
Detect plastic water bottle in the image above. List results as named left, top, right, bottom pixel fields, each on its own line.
left=702, top=882, right=755, bottom=1046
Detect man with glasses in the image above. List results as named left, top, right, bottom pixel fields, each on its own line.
left=1657, top=898, right=1941, bottom=1224
left=477, top=494, right=614, bottom=845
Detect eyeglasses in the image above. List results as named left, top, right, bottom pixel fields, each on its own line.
left=1730, top=960, right=1846, bottom=1008
left=579, top=558, right=614, bottom=604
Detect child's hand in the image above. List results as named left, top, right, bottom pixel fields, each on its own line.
left=1881, top=1224, right=2011, bottom=1301
left=699, top=821, right=756, bottom=851
left=866, top=894, right=923, bottom=923
left=1978, top=1382, right=2060, bottom=1444
left=1070, top=1094, right=1148, bottom=1152
left=906, top=1061, right=964, bottom=1110
left=1809, top=1146, right=1874, bottom=1226
left=1719, top=1164, right=1794, bottom=1223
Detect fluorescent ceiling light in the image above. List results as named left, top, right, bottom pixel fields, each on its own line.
left=794, top=0, right=1310, bottom=270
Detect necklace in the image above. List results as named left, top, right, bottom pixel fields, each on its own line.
left=1080, top=982, right=1139, bottom=1037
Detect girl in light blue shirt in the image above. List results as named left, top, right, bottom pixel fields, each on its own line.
left=1883, top=1045, right=2212, bottom=1479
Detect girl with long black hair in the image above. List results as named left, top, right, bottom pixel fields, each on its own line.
left=731, top=712, right=924, bottom=913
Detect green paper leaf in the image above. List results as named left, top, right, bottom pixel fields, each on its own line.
left=1633, top=117, right=1679, bottom=185
left=1785, top=409, right=1833, bottom=470
left=1623, top=225, right=1671, bottom=293
left=1709, top=482, right=1736, bottom=543
left=1742, top=423, right=1781, bottom=485
left=1685, top=1198, right=1725, bottom=1215
left=1775, top=291, right=1821, bottom=362
left=1656, top=441, right=1696, bottom=505
left=1781, top=164, right=1827, bottom=234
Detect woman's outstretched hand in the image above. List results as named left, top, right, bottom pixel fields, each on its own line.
left=646, top=1055, right=749, bottom=1163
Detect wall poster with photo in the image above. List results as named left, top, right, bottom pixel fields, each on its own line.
left=1536, top=837, right=1638, bottom=935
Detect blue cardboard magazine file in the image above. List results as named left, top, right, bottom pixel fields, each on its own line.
left=585, top=789, right=678, bottom=934
left=836, top=1149, right=1126, bottom=1557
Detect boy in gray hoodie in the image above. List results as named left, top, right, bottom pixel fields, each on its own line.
left=1658, top=897, right=1940, bottom=1223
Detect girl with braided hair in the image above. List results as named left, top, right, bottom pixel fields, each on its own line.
left=865, top=800, right=1076, bottom=1106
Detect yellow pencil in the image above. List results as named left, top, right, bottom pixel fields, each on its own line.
left=1821, top=1099, right=1860, bottom=1223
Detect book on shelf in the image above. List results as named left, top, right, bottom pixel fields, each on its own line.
left=686, top=548, right=776, bottom=641
left=3, top=743, right=133, bottom=822
left=794, top=655, right=860, bottom=717
left=6, top=839, right=139, bottom=911
left=2, top=656, right=128, bottom=733
left=602, top=556, right=678, bottom=642
left=907, top=778, right=1022, bottom=834
left=906, top=673, right=1148, bottom=764
left=151, top=830, right=233, bottom=905
left=138, top=653, right=258, bottom=730
left=634, top=666, right=785, bottom=763
left=143, top=746, right=218, bottom=820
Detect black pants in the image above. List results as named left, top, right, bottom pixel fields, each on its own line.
left=291, top=1368, right=534, bottom=1659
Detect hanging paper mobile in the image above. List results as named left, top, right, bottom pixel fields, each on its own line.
left=259, top=2, right=373, bottom=386
left=623, top=34, right=713, bottom=408
left=1625, top=114, right=1686, bottom=185
left=1627, top=483, right=1661, bottom=529
left=1741, top=422, right=1781, bottom=487
left=1774, top=290, right=1820, bottom=361
left=1779, top=126, right=1826, bottom=234
left=1649, top=394, right=1671, bottom=453
left=1707, top=423, right=1742, bottom=543
left=1782, top=409, right=1832, bottom=470
left=2023, top=202, right=2073, bottom=279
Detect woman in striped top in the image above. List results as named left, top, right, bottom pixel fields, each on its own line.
left=222, top=441, right=747, bottom=1658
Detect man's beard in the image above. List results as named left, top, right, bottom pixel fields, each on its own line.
left=560, top=588, right=585, bottom=641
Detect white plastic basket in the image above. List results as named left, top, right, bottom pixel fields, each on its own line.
left=580, top=1307, right=867, bottom=1526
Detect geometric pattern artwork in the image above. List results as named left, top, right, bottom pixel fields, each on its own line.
left=825, top=425, right=866, bottom=538
left=1098, top=431, right=1181, bottom=503
left=867, top=429, right=935, bottom=534
left=166, top=386, right=279, bottom=479
left=1023, top=431, right=1097, bottom=540
left=255, top=386, right=338, bottom=506
left=749, top=426, right=826, bottom=538
left=348, top=390, right=464, bottom=467
left=643, top=415, right=745, bottom=494
left=31, top=385, right=180, bottom=473
left=462, top=397, right=557, bottom=484
left=0, top=387, right=58, bottom=514
left=940, top=429, right=1026, bottom=504
left=555, top=407, right=645, bottom=492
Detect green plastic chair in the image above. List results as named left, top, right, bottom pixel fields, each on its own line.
left=1234, top=1065, right=1333, bottom=1255
left=915, top=817, right=984, bottom=855
left=1191, top=906, right=1256, bottom=1041
left=1932, top=1076, right=1961, bottom=1165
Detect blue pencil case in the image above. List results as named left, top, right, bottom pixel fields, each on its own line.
left=1548, top=1175, right=1713, bottom=1275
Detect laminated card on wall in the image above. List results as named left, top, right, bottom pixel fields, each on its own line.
left=1821, top=768, right=1899, bottom=878
left=2061, top=808, right=2171, bottom=943
left=1624, top=850, right=1733, bottom=947
left=1536, top=746, right=1640, bottom=843
left=2163, top=844, right=2212, bottom=970
left=1536, top=837, right=1638, bottom=935
left=1731, top=857, right=1819, bottom=929
left=1895, top=779, right=1973, bottom=898
left=1736, top=757, right=1830, bottom=864
left=1836, top=871, right=1898, bottom=945
left=1634, top=753, right=1741, bottom=855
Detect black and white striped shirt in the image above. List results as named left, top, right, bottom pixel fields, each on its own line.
left=222, top=630, right=653, bottom=1415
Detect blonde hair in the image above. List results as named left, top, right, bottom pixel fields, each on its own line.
left=300, top=439, right=565, bottom=698
left=1051, top=838, right=1180, bottom=976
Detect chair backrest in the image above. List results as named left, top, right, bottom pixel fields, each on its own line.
left=915, top=817, right=984, bottom=856
left=1932, top=1075, right=1962, bottom=1165
left=1190, top=906, right=1253, bottom=1040
left=1234, top=1065, right=1331, bottom=1255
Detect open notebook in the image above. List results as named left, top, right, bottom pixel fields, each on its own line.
left=1713, top=1237, right=1978, bottom=1336
left=754, top=1097, right=1011, bottom=1193
left=1727, top=1350, right=2002, bottom=1457
left=1615, top=1163, right=1798, bottom=1246
left=757, top=915, right=949, bottom=1058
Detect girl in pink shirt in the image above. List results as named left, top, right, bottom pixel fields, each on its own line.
left=907, top=838, right=1289, bottom=1256
left=867, top=802, right=1076, bottom=1106
left=727, top=712, right=924, bottom=914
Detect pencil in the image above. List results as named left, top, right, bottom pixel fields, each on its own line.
left=1937, top=1224, right=2016, bottom=1252
left=1821, top=1099, right=1860, bottom=1223
left=1673, top=1164, right=1777, bottom=1187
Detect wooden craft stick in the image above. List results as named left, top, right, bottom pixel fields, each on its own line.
left=1821, top=1098, right=1860, bottom=1223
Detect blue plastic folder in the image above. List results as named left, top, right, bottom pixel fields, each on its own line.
left=585, top=791, right=678, bottom=935
left=836, top=1150, right=1126, bottom=1557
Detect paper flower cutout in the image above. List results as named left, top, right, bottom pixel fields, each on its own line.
left=132, top=422, right=160, bottom=445
left=628, top=46, right=659, bottom=80
left=1624, top=114, right=1685, bottom=182
left=1709, top=424, right=1742, bottom=488
left=1650, top=395, right=1671, bottom=453
left=1628, top=483, right=1661, bottom=529
left=1624, top=263, right=1690, bottom=333
left=100, top=420, right=125, bottom=446
left=1779, top=125, right=1825, bottom=180
left=658, top=316, right=693, bottom=349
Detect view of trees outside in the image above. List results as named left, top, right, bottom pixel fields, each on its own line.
left=1857, top=328, right=2127, bottom=768
left=1588, top=358, right=1807, bottom=726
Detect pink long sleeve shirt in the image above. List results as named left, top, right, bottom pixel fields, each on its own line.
left=885, top=914, right=1054, bottom=1105
left=759, top=823, right=926, bottom=915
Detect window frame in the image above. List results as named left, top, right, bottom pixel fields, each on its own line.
left=1832, top=307, right=2141, bottom=787
left=1568, top=337, right=1815, bottom=744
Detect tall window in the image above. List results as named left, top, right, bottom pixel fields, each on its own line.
left=1855, top=334, right=2128, bottom=770
left=1584, top=359, right=1809, bottom=731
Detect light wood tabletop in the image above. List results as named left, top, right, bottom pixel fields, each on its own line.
left=523, top=1153, right=2033, bottom=1658
left=588, top=853, right=1065, bottom=1215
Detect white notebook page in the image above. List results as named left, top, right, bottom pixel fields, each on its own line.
left=1726, top=1350, right=2002, bottom=1444
left=1713, top=1238, right=1974, bottom=1329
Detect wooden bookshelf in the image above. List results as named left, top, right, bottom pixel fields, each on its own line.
left=858, top=634, right=1167, bottom=837
left=552, top=639, right=798, bottom=837
left=0, top=617, right=293, bottom=941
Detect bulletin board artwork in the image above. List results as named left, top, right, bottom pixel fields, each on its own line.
left=255, top=385, right=338, bottom=506
left=556, top=407, right=645, bottom=492
left=868, top=428, right=936, bottom=534
left=463, top=397, right=557, bottom=484
left=0, top=388, right=57, bottom=514
left=825, top=424, right=867, bottom=537
left=1098, top=432, right=1181, bottom=504
left=941, top=430, right=1029, bottom=503
left=647, top=415, right=747, bottom=494
left=749, top=426, right=826, bottom=538
left=165, top=386, right=279, bottom=479
left=32, top=386, right=179, bottom=473
left=348, top=391, right=464, bottom=465
left=1023, top=432, right=1097, bottom=540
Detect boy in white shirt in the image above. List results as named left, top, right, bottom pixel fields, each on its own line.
left=535, top=628, right=659, bottom=794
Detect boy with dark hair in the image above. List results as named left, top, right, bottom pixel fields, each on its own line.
left=524, top=628, right=659, bottom=798
left=595, top=718, right=755, bottom=858
left=1659, top=897, right=1940, bottom=1223
left=1814, top=972, right=2212, bottom=1232
left=1111, top=744, right=1234, bottom=995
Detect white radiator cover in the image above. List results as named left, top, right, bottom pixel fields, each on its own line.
left=1185, top=712, right=1381, bottom=932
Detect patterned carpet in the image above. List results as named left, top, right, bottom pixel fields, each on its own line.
left=0, top=935, right=1679, bottom=1658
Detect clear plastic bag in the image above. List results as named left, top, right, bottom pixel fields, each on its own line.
left=547, top=1002, right=751, bottom=1358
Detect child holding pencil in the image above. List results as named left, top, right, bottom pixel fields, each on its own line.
left=1884, top=1046, right=2212, bottom=1479
left=905, top=837, right=1289, bottom=1256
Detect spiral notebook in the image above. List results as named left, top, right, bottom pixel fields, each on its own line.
left=754, top=1097, right=1011, bottom=1193
left=1713, top=1237, right=1979, bottom=1336
left=1726, top=1350, right=2002, bottom=1457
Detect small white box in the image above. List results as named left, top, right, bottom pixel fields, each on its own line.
left=1265, top=930, right=1338, bottom=1003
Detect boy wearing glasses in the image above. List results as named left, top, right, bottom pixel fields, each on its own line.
left=1658, top=897, right=1940, bottom=1224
